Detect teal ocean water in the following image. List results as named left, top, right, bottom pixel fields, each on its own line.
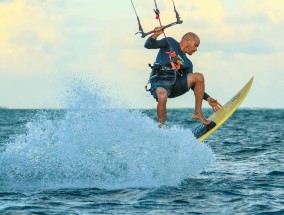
left=0, top=83, right=283, bottom=214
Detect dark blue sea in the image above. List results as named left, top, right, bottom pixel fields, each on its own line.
left=0, top=85, right=283, bottom=214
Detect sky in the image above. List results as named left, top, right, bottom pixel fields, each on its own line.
left=0, top=0, right=284, bottom=109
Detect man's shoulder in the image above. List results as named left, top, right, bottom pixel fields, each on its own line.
left=167, top=37, right=178, bottom=42
left=167, top=37, right=179, bottom=46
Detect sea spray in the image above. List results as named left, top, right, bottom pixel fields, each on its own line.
left=0, top=79, right=215, bottom=191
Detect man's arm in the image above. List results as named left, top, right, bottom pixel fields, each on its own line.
left=144, top=26, right=168, bottom=49
left=144, top=37, right=168, bottom=49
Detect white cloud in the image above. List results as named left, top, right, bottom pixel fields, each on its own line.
left=0, top=0, right=283, bottom=108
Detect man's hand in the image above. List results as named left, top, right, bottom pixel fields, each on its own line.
left=207, top=97, right=222, bottom=112
left=152, top=26, right=164, bottom=39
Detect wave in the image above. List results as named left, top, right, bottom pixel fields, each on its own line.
left=0, top=78, right=215, bottom=191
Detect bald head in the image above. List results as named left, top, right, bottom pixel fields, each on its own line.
left=179, top=32, right=200, bottom=55
left=181, top=32, right=200, bottom=43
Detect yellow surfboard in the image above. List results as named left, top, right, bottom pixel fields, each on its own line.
left=196, top=77, right=254, bottom=142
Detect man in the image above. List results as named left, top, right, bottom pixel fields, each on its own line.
left=144, top=26, right=222, bottom=127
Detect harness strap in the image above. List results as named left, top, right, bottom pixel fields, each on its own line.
left=145, top=63, right=183, bottom=92
left=145, top=79, right=151, bottom=92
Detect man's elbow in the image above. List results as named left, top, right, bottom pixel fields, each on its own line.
left=144, top=43, right=151, bottom=49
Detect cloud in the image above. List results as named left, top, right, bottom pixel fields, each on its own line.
left=0, top=0, right=13, bottom=3
left=171, top=0, right=284, bottom=57
left=0, top=0, right=64, bottom=75
left=0, top=0, right=283, bottom=108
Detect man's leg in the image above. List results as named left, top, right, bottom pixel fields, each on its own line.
left=188, top=73, right=211, bottom=125
left=156, top=87, right=168, bottom=127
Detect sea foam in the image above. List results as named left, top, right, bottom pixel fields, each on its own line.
left=0, top=79, right=215, bottom=191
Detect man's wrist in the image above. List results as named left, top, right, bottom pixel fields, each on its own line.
left=203, top=93, right=210, bottom=101
left=152, top=35, right=158, bottom=39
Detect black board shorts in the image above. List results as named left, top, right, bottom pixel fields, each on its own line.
left=150, top=70, right=190, bottom=101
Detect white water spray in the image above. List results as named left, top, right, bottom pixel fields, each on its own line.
left=0, top=79, right=215, bottom=191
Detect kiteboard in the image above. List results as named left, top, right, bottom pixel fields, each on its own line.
left=192, top=77, right=254, bottom=142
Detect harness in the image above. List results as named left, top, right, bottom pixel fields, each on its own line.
left=145, top=63, right=173, bottom=92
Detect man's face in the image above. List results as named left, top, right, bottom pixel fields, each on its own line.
left=185, top=38, right=200, bottom=55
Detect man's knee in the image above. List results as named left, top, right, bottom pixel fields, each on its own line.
left=188, top=73, right=204, bottom=87
left=156, top=88, right=168, bottom=102
left=194, top=73, right=204, bottom=82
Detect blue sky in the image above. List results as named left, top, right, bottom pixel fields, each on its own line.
left=0, top=0, right=283, bottom=109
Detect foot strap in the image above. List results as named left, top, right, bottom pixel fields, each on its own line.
left=192, top=121, right=216, bottom=139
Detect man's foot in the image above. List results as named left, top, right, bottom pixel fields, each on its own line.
left=192, top=113, right=211, bottom=125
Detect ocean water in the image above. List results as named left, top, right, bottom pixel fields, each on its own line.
left=0, top=83, right=283, bottom=214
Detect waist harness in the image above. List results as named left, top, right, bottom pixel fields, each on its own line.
left=145, top=63, right=180, bottom=92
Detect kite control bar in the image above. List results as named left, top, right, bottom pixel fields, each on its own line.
left=139, top=19, right=183, bottom=38
left=131, top=0, right=183, bottom=38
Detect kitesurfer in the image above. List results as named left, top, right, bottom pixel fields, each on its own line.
left=145, top=26, right=222, bottom=127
